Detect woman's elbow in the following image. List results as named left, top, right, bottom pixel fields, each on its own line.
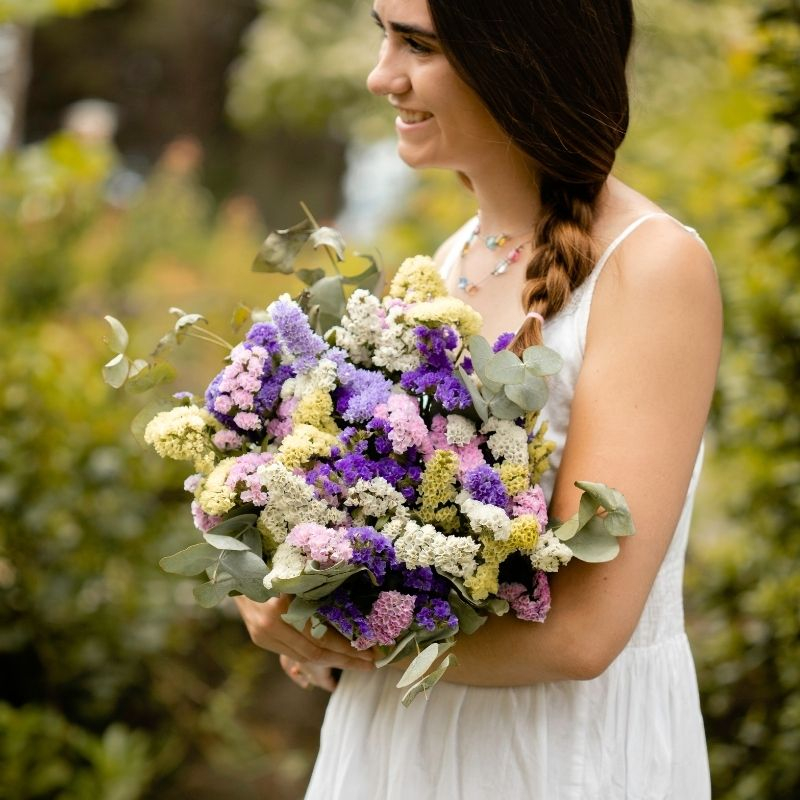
left=556, top=634, right=625, bottom=681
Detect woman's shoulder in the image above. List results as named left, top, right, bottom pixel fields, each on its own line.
left=433, top=215, right=478, bottom=271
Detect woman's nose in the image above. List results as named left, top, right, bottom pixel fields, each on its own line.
left=366, top=41, right=411, bottom=96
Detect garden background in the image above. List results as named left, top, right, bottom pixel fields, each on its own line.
left=0, top=1, right=797, bottom=798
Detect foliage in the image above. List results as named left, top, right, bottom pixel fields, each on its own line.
left=0, top=0, right=117, bottom=25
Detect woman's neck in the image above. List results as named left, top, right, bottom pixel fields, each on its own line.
left=463, top=150, right=542, bottom=234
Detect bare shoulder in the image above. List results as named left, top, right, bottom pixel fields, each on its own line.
left=592, top=214, right=722, bottom=348
left=433, top=218, right=475, bottom=270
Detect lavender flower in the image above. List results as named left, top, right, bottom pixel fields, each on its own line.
left=464, top=464, right=510, bottom=508
left=348, top=526, right=398, bottom=584
left=269, top=296, right=327, bottom=372
left=492, top=332, right=515, bottom=353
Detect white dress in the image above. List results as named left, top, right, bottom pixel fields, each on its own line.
left=305, top=212, right=712, bottom=800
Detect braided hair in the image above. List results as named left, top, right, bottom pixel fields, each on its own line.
left=426, top=0, right=634, bottom=350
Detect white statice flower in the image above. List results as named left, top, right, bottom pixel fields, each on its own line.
left=279, top=377, right=297, bottom=400
left=331, top=289, right=384, bottom=366
left=293, top=357, right=338, bottom=396
left=446, top=414, right=476, bottom=446
left=263, top=541, right=308, bottom=589
left=394, top=520, right=479, bottom=579
left=196, top=457, right=237, bottom=516
left=143, top=404, right=219, bottom=472
left=379, top=513, right=410, bottom=542
left=256, top=462, right=346, bottom=544
left=481, top=419, right=530, bottom=465
left=530, top=530, right=574, bottom=572
left=372, top=305, right=421, bottom=373
left=456, top=491, right=512, bottom=541
left=344, top=477, right=407, bottom=519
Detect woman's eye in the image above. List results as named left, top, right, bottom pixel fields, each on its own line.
left=405, top=37, right=431, bottom=55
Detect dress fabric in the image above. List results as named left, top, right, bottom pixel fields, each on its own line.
left=304, top=212, right=712, bottom=800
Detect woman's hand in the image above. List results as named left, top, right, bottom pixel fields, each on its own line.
left=234, top=594, right=375, bottom=673
left=280, top=655, right=339, bottom=692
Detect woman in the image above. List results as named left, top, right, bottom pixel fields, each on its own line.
left=235, top=1, right=721, bottom=796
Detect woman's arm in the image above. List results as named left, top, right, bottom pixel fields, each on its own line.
left=438, top=221, right=722, bottom=686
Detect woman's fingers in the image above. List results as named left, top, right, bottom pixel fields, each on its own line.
left=280, top=655, right=339, bottom=693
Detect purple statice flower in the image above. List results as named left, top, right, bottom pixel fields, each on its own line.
left=413, top=325, right=458, bottom=370
left=360, top=590, right=416, bottom=647
left=327, top=346, right=357, bottom=384
left=254, top=364, right=293, bottom=418
left=461, top=356, right=474, bottom=375
left=172, top=391, right=194, bottom=401
left=287, top=523, right=353, bottom=567
left=433, top=374, right=472, bottom=412
left=245, top=322, right=282, bottom=355
left=415, top=597, right=458, bottom=632
left=336, top=369, right=393, bottom=423
left=374, top=458, right=406, bottom=487
left=318, top=590, right=374, bottom=642
left=497, top=572, right=551, bottom=622
left=269, top=296, right=327, bottom=373
left=305, top=463, right=345, bottom=501
left=464, top=464, right=509, bottom=508
left=333, top=453, right=377, bottom=485
left=348, top=526, right=398, bottom=584
left=401, top=566, right=437, bottom=592
left=492, top=332, right=515, bottom=353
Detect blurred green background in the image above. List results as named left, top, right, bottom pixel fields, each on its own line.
left=0, top=0, right=797, bottom=798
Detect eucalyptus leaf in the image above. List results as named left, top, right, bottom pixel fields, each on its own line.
left=310, top=618, right=329, bottom=639
left=308, top=276, right=346, bottom=334
left=522, top=345, right=563, bottom=376
left=565, top=524, right=621, bottom=563
left=151, top=331, right=177, bottom=359
left=457, top=366, right=489, bottom=422
left=220, top=550, right=270, bottom=600
left=102, top=353, right=129, bottom=389
left=578, top=492, right=600, bottom=528
left=252, top=219, right=314, bottom=274
left=127, top=359, right=149, bottom=381
left=309, top=226, right=346, bottom=261
left=172, top=312, right=208, bottom=341
left=349, top=254, right=383, bottom=294
left=126, top=362, right=176, bottom=394
left=205, top=514, right=259, bottom=538
left=203, top=532, right=252, bottom=551
left=396, top=641, right=454, bottom=689
left=242, top=528, right=263, bottom=558
left=281, top=597, right=320, bottom=632
left=553, top=514, right=581, bottom=542
left=400, top=654, right=458, bottom=707
left=575, top=481, right=635, bottom=537
left=296, top=268, right=326, bottom=286
left=159, top=543, right=220, bottom=576
left=466, top=335, right=493, bottom=374
left=103, top=315, right=129, bottom=355
left=504, top=376, right=548, bottom=412
left=484, top=350, right=526, bottom=385
left=448, top=590, right=486, bottom=635
left=488, top=392, right=524, bottom=421
left=130, top=396, right=176, bottom=446
left=374, top=632, right=417, bottom=668
left=194, top=575, right=237, bottom=607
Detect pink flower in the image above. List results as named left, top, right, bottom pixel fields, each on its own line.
left=497, top=573, right=551, bottom=622
left=266, top=417, right=293, bottom=440
left=214, top=394, right=234, bottom=415
left=382, top=393, right=432, bottom=456
left=456, top=438, right=488, bottom=477
left=236, top=373, right=261, bottom=393
left=429, top=415, right=449, bottom=450
left=213, top=429, right=245, bottom=451
left=191, top=500, right=224, bottom=533
left=287, top=523, right=353, bottom=568
left=233, top=411, right=261, bottom=431
left=512, top=486, right=548, bottom=530
left=366, top=590, right=416, bottom=645
left=231, top=389, right=254, bottom=409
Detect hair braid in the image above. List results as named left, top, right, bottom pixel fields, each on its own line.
left=511, top=177, right=605, bottom=354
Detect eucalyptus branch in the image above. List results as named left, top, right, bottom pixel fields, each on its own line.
left=185, top=329, right=235, bottom=351
left=300, top=200, right=343, bottom=278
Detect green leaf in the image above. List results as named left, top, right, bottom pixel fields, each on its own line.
left=252, top=219, right=314, bottom=274
left=466, top=335, right=493, bottom=374
left=309, top=226, right=346, bottom=261
left=565, top=524, right=621, bottom=563
left=504, top=376, right=548, bottom=411
left=151, top=331, right=177, bottom=359
left=552, top=513, right=580, bottom=542
left=281, top=597, right=320, bottom=632
left=374, top=631, right=417, bottom=668
left=203, top=532, right=251, bottom=551
left=310, top=618, right=328, bottom=639
left=126, top=362, right=176, bottom=394
left=457, top=366, right=489, bottom=422
left=220, top=550, right=270, bottom=601
left=307, top=275, right=346, bottom=333
left=349, top=254, right=383, bottom=294
left=488, top=392, right=524, bottom=420
left=396, top=640, right=455, bottom=689
left=484, top=350, right=526, bottom=385
left=205, top=514, right=259, bottom=538
left=103, top=315, right=129, bottom=354
left=171, top=310, right=208, bottom=342
left=448, top=590, right=486, bottom=635
left=575, top=481, right=635, bottom=537
left=522, top=345, right=563, bottom=376
left=102, top=353, right=129, bottom=389
left=130, top=396, right=176, bottom=446
left=242, top=528, right=263, bottom=558
left=400, top=654, right=458, bottom=707
left=193, top=575, right=238, bottom=607
left=296, top=268, right=326, bottom=286
left=159, top=543, right=220, bottom=576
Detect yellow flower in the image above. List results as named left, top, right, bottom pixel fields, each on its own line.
left=196, top=458, right=237, bottom=516
left=388, top=255, right=448, bottom=303
left=499, top=462, right=530, bottom=496
left=417, top=503, right=461, bottom=534
left=276, top=423, right=337, bottom=470
left=408, top=297, right=483, bottom=340
left=526, top=416, right=556, bottom=486
left=292, top=389, right=339, bottom=434
left=464, top=562, right=500, bottom=602
left=418, top=449, right=459, bottom=511
left=143, top=404, right=219, bottom=473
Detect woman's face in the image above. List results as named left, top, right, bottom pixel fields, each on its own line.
left=367, top=0, right=511, bottom=174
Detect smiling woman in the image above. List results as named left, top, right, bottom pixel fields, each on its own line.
left=234, top=1, right=722, bottom=798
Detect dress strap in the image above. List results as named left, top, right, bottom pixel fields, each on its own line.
left=592, top=212, right=672, bottom=275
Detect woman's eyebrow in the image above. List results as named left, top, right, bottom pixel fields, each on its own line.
left=371, top=9, right=438, bottom=40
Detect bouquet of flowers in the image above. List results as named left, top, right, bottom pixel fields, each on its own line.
left=104, top=213, right=634, bottom=705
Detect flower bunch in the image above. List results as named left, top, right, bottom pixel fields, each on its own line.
left=112, top=225, right=634, bottom=705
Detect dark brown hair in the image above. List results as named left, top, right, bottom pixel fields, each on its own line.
left=426, top=0, right=634, bottom=350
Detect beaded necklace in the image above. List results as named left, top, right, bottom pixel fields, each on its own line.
left=456, top=220, right=531, bottom=296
